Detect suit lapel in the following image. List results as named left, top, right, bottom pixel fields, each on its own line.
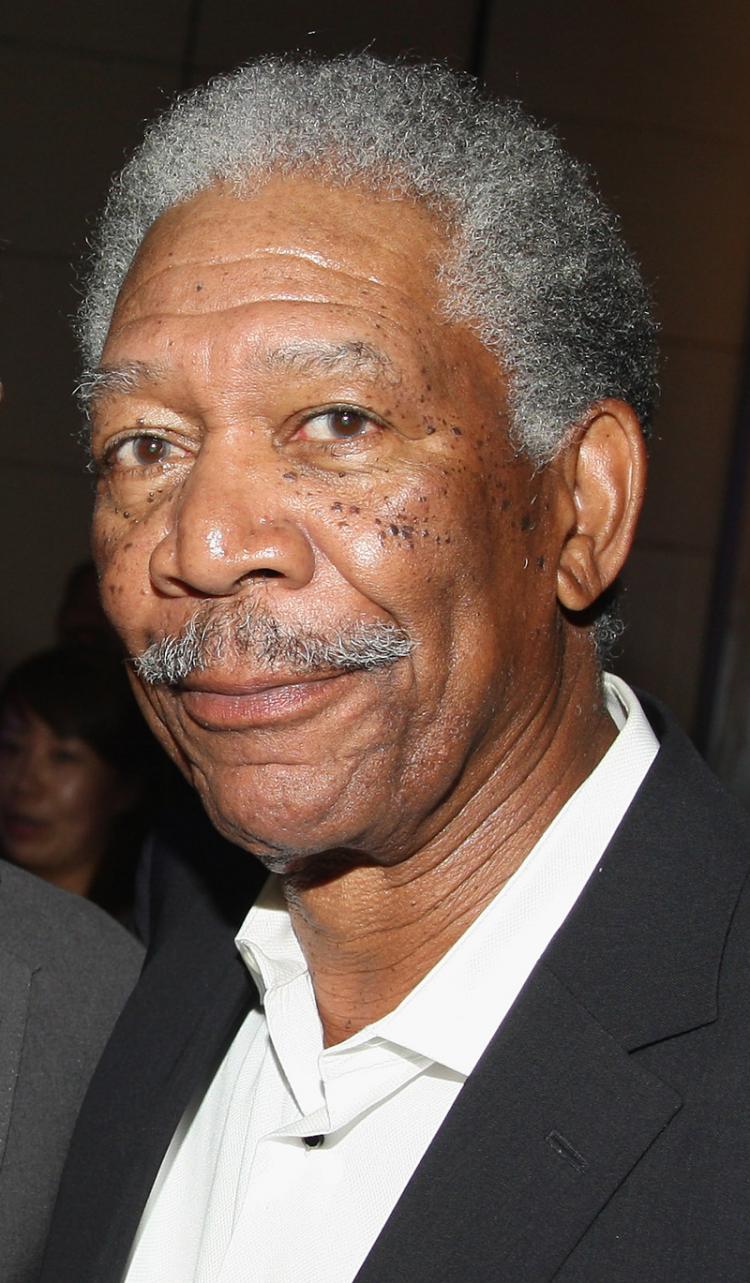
left=355, top=964, right=680, bottom=1283
left=0, top=946, right=32, bottom=1171
left=40, top=823, right=264, bottom=1283
left=356, top=705, right=749, bottom=1282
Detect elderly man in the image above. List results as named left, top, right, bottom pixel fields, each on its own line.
left=42, top=56, right=750, bottom=1283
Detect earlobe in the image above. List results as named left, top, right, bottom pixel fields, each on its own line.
left=555, top=400, right=647, bottom=614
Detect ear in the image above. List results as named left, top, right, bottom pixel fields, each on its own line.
left=554, top=400, right=647, bottom=613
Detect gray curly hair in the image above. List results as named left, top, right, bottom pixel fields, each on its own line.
left=78, top=53, right=657, bottom=465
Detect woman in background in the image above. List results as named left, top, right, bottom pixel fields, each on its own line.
left=0, top=646, right=154, bottom=924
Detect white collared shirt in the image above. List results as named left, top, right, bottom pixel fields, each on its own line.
left=124, top=675, right=658, bottom=1283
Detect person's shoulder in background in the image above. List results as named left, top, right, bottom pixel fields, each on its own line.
left=0, top=856, right=144, bottom=1283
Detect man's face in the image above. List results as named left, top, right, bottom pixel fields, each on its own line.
left=91, top=176, right=566, bottom=869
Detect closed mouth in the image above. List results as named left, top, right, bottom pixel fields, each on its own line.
left=176, top=669, right=354, bottom=730
left=1, top=810, right=49, bottom=839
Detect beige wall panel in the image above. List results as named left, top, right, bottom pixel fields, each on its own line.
left=0, top=254, right=84, bottom=470
left=483, top=0, right=750, bottom=143
left=0, top=0, right=192, bottom=61
left=614, top=543, right=714, bottom=727
left=638, top=340, right=743, bottom=553
left=0, top=463, right=93, bottom=674
left=192, top=0, right=478, bottom=70
left=549, top=120, right=750, bottom=351
left=0, top=47, right=178, bottom=256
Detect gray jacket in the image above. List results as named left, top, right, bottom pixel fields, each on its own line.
left=0, top=858, right=143, bottom=1282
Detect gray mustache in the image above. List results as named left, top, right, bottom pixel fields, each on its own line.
left=131, top=602, right=415, bottom=687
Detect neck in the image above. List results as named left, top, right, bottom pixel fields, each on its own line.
left=283, top=650, right=615, bottom=1047
left=37, top=858, right=101, bottom=898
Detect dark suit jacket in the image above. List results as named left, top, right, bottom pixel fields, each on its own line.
left=0, top=859, right=143, bottom=1283
left=40, top=702, right=750, bottom=1281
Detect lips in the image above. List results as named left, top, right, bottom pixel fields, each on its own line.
left=177, top=669, right=354, bottom=729
left=1, top=810, right=49, bottom=843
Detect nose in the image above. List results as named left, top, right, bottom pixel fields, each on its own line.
left=148, top=449, right=316, bottom=599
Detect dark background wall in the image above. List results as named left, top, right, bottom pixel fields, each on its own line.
left=2, top=0, right=749, bottom=761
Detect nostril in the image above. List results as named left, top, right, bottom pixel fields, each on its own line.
left=245, top=568, right=284, bottom=579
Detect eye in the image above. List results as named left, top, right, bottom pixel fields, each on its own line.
left=294, top=407, right=379, bottom=443
left=103, top=433, right=184, bottom=470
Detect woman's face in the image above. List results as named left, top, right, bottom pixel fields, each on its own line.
left=0, top=704, right=130, bottom=894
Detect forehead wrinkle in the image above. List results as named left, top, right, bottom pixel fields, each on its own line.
left=260, top=338, right=400, bottom=386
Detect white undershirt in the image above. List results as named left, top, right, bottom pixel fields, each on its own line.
left=124, top=674, right=658, bottom=1283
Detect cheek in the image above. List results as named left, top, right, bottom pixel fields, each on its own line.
left=94, top=515, right=163, bottom=641
left=316, top=468, right=497, bottom=603
left=129, top=682, right=192, bottom=773
left=52, top=768, right=100, bottom=818
left=56, top=768, right=126, bottom=846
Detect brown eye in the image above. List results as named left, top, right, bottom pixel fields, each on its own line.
left=328, top=410, right=366, bottom=438
left=132, top=436, right=167, bottom=464
left=104, top=433, right=183, bottom=471
left=296, top=408, right=378, bottom=442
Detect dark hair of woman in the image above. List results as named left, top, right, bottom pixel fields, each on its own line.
left=0, top=645, right=158, bottom=926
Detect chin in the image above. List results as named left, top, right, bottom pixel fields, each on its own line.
left=203, top=805, right=367, bottom=881
left=191, top=754, right=377, bottom=853
left=204, top=802, right=360, bottom=868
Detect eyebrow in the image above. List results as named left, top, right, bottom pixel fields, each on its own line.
left=77, top=360, right=169, bottom=412
left=78, top=338, right=400, bottom=415
left=259, top=339, right=400, bottom=384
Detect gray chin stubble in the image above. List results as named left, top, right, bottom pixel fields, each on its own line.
left=131, top=600, right=415, bottom=687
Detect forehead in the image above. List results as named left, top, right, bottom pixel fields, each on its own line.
left=108, top=174, right=454, bottom=353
